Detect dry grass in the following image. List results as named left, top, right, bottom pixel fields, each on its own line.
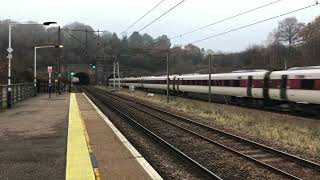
left=100, top=86, right=320, bottom=155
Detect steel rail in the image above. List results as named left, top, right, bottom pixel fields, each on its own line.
left=81, top=86, right=223, bottom=180
left=93, top=86, right=320, bottom=179
left=93, top=87, right=301, bottom=179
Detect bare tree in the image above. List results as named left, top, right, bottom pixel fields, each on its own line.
left=277, top=17, right=304, bottom=47
left=274, top=17, right=305, bottom=69
left=300, top=16, right=320, bottom=64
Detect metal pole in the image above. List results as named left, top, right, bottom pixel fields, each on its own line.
left=49, top=72, right=52, bottom=99
left=34, top=47, right=37, bottom=96
left=166, top=52, right=169, bottom=103
left=85, top=28, right=88, bottom=56
left=284, top=58, right=287, bottom=70
left=58, top=26, right=61, bottom=95
left=7, top=24, right=13, bottom=108
left=208, top=54, right=212, bottom=103
left=113, top=60, right=116, bottom=91
left=117, top=61, right=120, bottom=91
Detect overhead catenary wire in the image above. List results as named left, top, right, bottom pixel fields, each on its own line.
left=123, top=0, right=167, bottom=34
left=170, top=0, right=283, bottom=40
left=129, top=0, right=187, bottom=39
left=137, top=0, right=186, bottom=32
left=190, top=2, right=319, bottom=44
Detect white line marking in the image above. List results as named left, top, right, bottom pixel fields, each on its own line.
left=82, top=93, right=163, bottom=180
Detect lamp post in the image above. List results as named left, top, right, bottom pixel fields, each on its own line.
left=6, top=21, right=57, bottom=108
left=166, top=52, right=169, bottom=103
left=34, top=45, right=63, bottom=96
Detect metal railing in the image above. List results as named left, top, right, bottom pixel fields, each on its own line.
left=0, top=83, right=34, bottom=108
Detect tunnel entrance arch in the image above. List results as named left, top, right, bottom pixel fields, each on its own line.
left=62, top=64, right=96, bottom=84
left=74, top=72, right=90, bottom=85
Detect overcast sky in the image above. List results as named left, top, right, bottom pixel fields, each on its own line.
left=1, top=0, right=319, bottom=52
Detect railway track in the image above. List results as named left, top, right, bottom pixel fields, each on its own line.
left=84, top=86, right=320, bottom=179
left=81, top=86, right=223, bottom=179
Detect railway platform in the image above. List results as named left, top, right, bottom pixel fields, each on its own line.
left=0, top=93, right=69, bottom=180
left=0, top=92, right=161, bottom=180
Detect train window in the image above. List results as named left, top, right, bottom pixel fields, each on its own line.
left=202, top=80, right=207, bottom=86
left=253, top=80, right=263, bottom=88
left=315, top=80, right=320, bottom=90
left=223, top=80, right=230, bottom=86
left=210, top=80, right=215, bottom=86
left=233, top=80, right=240, bottom=87
left=240, top=80, right=247, bottom=87
left=269, top=80, right=281, bottom=88
left=214, top=80, right=222, bottom=86
left=287, top=79, right=300, bottom=89
left=211, top=80, right=215, bottom=86
left=300, top=79, right=314, bottom=90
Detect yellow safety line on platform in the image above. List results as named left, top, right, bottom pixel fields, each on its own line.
left=66, top=93, right=95, bottom=180
left=80, top=110, right=101, bottom=180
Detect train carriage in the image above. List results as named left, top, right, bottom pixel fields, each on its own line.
left=269, top=67, right=320, bottom=104
left=141, top=76, right=170, bottom=90
left=175, top=70, right=269, bottom=99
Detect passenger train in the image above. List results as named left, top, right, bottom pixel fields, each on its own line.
left=109, top=66, right=320, bottom=114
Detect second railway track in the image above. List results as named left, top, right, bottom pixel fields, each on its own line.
left=83, top=86, right=320, bottom=179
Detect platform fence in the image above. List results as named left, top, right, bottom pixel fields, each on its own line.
left=0, top=83, right=34, bottom=108
left=0, top=80, right=68, bottom=109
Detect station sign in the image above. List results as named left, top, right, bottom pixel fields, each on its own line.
left=6, top=53, right=12, bottom=59
left=7, top=48, right=13, bottom=53
left=47, top=66, right=53, bottom=73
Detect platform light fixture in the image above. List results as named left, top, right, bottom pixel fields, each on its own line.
left=6, top=21, right=57, bottom=108
left=33, top=44, right=63, bottom=96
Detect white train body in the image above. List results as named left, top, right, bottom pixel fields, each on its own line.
left=109, top=66, right=320, bottom=105
left=176, top=71, right=269, bottom=99
left=269, top=68, right=320, bottom=104
left=71, top=77, right=80, bottom=83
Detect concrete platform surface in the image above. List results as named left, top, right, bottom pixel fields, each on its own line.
left=76, top=93, right=161, bottom=180
left=0, top=93, right=69, bottom=180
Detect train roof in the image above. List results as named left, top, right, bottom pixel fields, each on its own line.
left=109, top=77, right=141, bottom=80
left=232, top=69, right=269, bottom=73
left=177, top=71, right=269, bottom=80
left=142, top=75, right=177, bottom=80
left=270, top=68, right=320, bottom=79
left=288, top=66, right=320, bottom=70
